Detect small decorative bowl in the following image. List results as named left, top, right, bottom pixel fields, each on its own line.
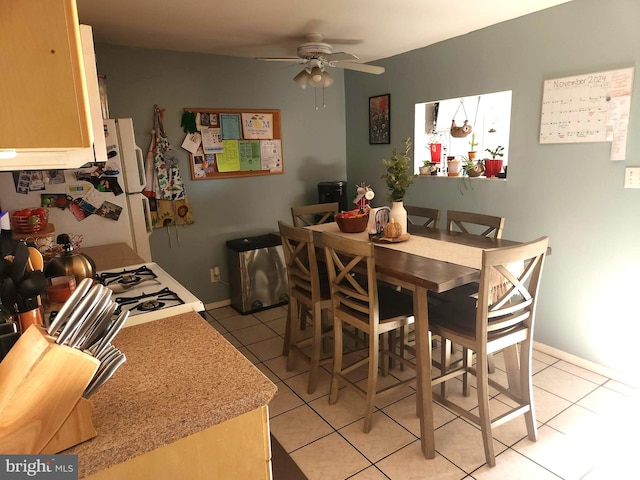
left=10, top=208, right=49, bottom=233
left=335, top=212, right=369, bottom=233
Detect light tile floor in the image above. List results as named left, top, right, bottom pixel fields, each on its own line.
left=204, top=306, right=638, bottom=480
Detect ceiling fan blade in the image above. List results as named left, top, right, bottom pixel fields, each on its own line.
left=325, top=52, right=358, bottom=62
left=335, top=62, right=385, bottom=75
left=256, top=57, right=305, bottom=63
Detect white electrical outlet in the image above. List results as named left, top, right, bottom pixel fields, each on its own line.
left=210, top=266, right=221, bottom=283
left=624, top=167, right=640, bottom=188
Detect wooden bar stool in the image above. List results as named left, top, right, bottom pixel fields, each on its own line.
left=278, top=221, right=332, bottom=394
left=323, top=233, right=416, bottom=433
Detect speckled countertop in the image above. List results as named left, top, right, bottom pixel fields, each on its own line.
left=65, top=311, right=277, bottom=478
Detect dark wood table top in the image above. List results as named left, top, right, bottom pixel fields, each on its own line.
left=373, top=247, right=479, bottom=293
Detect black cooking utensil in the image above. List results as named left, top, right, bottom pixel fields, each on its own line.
left=11, top=242, right=29, bottom=284
left=1, top=277, right=18, bottom=314
left=0, top=258, right=12, bottom=280
left=18, top=271, right=47, bottom=310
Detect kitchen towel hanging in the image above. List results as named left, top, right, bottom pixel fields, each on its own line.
left=144, top=105, right=194, bottom=229
left=450, top=99, right=472, bottom=138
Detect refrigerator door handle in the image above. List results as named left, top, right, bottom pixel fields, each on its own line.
left=134, top=145, right=146, bottom=191
left=141, top=195, right=153, bottom=234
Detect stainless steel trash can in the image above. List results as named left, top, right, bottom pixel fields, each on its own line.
left=226, top=233, right=289, bottom=314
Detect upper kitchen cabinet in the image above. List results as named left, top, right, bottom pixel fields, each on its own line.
left=0, top=0, right=106, bottom=169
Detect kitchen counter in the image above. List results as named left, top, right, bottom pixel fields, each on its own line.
left=65, top=311, right=278, bottom=478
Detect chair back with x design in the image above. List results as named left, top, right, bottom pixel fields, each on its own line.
left=446, top=210, right=505, bottom=239
left=291, top=202, right=339, bottom=228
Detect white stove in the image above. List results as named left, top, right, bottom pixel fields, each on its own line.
left=97, top=262, right=204, bottom=327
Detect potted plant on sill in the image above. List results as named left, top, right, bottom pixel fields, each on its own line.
left=447, top=156, right=463, bottom=177
left=484, top=146, right=504, bottom=178
left=382, top=137, right=417, bottom=233
left=463, top=156, right=484, bottom=177
left=468, top=133, right=479, bottom=160
left=419, top=159, right=438, bottom=176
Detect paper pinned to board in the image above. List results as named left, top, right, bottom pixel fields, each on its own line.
left=239, top=140, right=262, bottom=171
left=201, top=127, right=223, bottom=154
left=242, top=113, right=274, bottom=139
left=181, top=132, right=202, bottom=154
left=260, top=139, right=282, bottom=172
left=216, top=140, right=241, bottom=172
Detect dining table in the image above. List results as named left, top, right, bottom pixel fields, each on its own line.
left=307, top=221, right=521, bottom=459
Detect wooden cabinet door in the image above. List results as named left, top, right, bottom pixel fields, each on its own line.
left=0, top=0, right=92, bottom=149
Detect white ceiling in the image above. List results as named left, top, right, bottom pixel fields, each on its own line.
left=77, top=0, right=572, bottom=65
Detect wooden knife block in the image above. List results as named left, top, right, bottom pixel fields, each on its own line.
left=0, top=325, right=99, bottom=454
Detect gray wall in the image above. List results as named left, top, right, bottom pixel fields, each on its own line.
left=345, top=0, right=640, bottom=376
left=94, top=45, right=347, bottom=306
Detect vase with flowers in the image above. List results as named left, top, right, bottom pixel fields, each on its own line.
left=381, top=137, right=417, bottom=234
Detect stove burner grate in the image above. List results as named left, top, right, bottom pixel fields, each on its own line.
left=120, top=274, right=141, bottom=285
left=99, top=265, right=158, bottom=288
left=115, top=287, right=184, bottom=315
left=137, top=300, right=165, bottom=312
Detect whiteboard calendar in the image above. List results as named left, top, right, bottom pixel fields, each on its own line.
left=539, top=67, right=634, bottom=151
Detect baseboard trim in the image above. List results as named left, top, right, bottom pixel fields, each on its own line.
left=533, top=341, right=636, bottom=387
left=204, top=299, right=231, bottom=310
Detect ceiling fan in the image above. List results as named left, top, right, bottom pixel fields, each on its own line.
left=257, top=33, right=385, bottom=89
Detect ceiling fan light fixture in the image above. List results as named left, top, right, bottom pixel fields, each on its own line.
left=309, top=66, right=324, bottom=87
left=293, top=69, right=310, bottom=88
left=322, top=70, right=334, bottom=87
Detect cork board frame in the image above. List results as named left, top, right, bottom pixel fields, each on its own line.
left=184, top=108, right=283, bottom=180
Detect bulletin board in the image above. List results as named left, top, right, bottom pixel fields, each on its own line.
left=183, top=108, right=283, bottom=180
left=539, top=67, right=634, bottom=159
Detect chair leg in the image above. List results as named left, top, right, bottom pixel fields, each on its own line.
left=381, top=332, right=389, bottom=376
left=487, top=352, right=496, bottom=374
left=321, top=309, right=331, bottom=353
left=329, top=315, right=343, bottom=405
left=476, top=351, right=496, bottom=467
left=282, top=299, right=293, bottom=357
left=440, top=338, right=451, bottom=397
left=363, top=330, right=379, bottom=433
left=462, top=348, right=473, bottom=396
left=519, top=341, right=537, bottom=442
left=307, top=303, right=323, bottom=394
left=286, top=297, right=299, bottom=371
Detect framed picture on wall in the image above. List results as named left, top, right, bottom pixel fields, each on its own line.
left=369, top=94, right=390, bottom=144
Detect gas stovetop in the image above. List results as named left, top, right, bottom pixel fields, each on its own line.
left=96, top=262, right=204, bottom=327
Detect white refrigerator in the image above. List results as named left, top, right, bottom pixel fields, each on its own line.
left=0, top=118, right=152, bottom=262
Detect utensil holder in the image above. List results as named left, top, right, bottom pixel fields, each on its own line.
left=0, top=325, right=99, bottom=454
left=16, top=305, right=44, bottom=333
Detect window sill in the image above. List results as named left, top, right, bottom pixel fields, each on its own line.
left=417, top=174, right=507, bottom=180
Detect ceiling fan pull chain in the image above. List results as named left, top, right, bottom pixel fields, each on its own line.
left=315, top=88, right=319, bottom=111
left=323, top=86, right=327, bottom=109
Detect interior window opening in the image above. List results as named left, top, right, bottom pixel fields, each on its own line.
left=414, top=90, right=512, bottom=178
